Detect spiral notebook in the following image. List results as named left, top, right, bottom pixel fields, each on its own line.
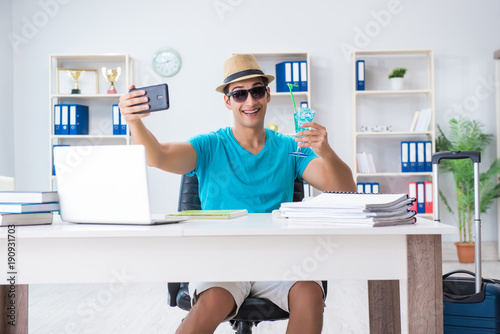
left=279, top=192, right=416, bottom=226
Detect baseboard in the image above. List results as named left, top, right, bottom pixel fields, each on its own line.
left=442, top=241, right=499, bottom=262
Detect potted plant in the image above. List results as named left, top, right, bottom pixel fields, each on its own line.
left=388, top=67, right=407, bottom=90
left=436, top=116, right=500, bottom=263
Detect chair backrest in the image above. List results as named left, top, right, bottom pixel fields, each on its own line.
left=178, top=174, right=304, bottom=211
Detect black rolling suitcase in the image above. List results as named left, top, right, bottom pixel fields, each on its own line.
left=433, top=151, right=500, bottom=333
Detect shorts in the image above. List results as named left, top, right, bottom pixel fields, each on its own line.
left=189, top=281, right=325, bottom=321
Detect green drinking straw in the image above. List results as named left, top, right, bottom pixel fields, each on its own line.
left=287, top=83, right=299, bottom=113
left=288, top=83, right=299, bottom=132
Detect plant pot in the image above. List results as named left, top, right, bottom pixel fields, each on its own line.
left=455, top=242, right=475, bottom=263
left=390, top=77, right=404, bottom=90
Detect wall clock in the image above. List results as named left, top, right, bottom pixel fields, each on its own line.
left=152, top=47, right=182, bottom=77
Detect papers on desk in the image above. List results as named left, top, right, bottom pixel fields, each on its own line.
left=279, top=192, right=416, bottom=227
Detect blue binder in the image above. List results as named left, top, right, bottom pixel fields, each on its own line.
left=417, top=141, right=425, bottom=172
left=357, top=183, right=364, bottom=193
left=291, top=62, right=300, bottom=92
left=425, top=141, right=432, bottom=172
left=300, top=102, right=309, bottom=109
left=409, top=141, right=417, bottom=172
left=112, top=104, right=121, bottom=135
left=275, top=61, right=292, bottom=92
left=60, top=104, right=69, bottom=135
left=69, top=104, right=89, bottom=135
left=119, top=107, right=127, bottom=135
left=371, top=183, right=380, bottom=194
left=416, top=181, right=425, bottom=213
left=54, top=104, right=62, bottom=135
left=356, top=60, right=365, bottom=90
left=299, top=61, right=308, bottom=91
left=401, top=141, right=409, bottom=172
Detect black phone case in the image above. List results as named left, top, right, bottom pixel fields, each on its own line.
left=130, top=83, right=169, bottom=113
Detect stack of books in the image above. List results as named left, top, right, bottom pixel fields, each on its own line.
left=0, top=191, right=59, bottom=226
left=278, top=192, right=416, bottom=227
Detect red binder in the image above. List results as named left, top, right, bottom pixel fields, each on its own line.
left=408, top=182, right=417, bottom=212
left=425, top=181, right=433, bottom=214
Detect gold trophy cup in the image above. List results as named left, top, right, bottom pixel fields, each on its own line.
left=102, top=67, right=121, bottom=94
left=67, top=70, right=85, bottom=94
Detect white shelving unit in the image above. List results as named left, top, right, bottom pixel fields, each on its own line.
left=351, top=49, right=435, bottom=218
left=49, top=54, right=133, bottom=190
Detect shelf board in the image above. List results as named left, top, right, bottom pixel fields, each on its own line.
left=356, top=131, right=433, bottom=137
left=356, top=172, right=433, bottom=177
left=353, top=49, right=432, bottom=56
left=271, top=92, right=308, bottom=97
left=417, top=213, right=434, bottom=219
left=50, top=54, right=129, bottom=60
left=247, top=52, right=308, bottom=58
left=51, top=135, right=128, bottom=139
left=51, top=94, right=121, bottom=99
left=355, top=89, right=431, bottom=96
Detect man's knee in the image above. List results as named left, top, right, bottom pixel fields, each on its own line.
left=288, top=281, right=325, bottom=312
left=195, top=286, right=237, bottom=313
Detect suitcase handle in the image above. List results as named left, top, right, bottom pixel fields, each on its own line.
left=432, top=150, right=482, bottom=293
left=443, top=269, right=475, bottom=279
left=432, top=150, right=481, bottom=164
left=443, top=270, right=500, bottom=285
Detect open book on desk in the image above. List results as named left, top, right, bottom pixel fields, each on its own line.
left=279, top=192, right=416, bottom=227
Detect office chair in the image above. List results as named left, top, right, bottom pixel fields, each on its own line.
left=168, top=174, right=327, bottom=334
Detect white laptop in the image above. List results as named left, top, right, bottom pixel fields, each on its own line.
left=54, top=145, right=186, bottom=225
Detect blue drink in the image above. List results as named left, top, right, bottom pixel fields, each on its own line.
left=289, top=108, right=315, bottom=157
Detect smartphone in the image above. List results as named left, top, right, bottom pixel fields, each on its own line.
left=130, top=83, right=169, bottom=113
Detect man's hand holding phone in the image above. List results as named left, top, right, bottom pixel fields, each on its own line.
left=118, top=83, right=169, bottom=122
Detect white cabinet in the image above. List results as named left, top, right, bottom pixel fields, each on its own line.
left=49, top=54, right=132, bottom=189
left=351, top=49, right=435, bottom=217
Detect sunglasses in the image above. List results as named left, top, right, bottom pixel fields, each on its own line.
left=226, top=86, right=268, bottom=103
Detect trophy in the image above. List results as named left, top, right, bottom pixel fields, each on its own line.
left=67, top=70, right=85, bottom=94
left=102, top=67, right=121, bottom=94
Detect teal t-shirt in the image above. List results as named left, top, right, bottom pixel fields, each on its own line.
left=187, top=127, right=317, bottom=213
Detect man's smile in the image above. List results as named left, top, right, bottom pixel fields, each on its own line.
left=242, top=108, right=260, bottom=115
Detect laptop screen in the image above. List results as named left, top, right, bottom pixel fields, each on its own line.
left=54, top=145, right=153, bottom=224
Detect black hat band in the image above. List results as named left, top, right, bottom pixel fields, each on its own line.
left=223, top=69, right=265, bottom=84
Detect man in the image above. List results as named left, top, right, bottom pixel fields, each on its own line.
left=119, top=54, right=355, bottom=334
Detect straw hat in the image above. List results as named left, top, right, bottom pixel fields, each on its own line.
left=216, top=54, right=275, bottom=93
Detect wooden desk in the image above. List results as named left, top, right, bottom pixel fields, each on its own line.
left=0, top=214, right=456, bottom=333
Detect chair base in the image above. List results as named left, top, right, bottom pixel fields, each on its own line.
left=231, top=320, right=254, bottom=334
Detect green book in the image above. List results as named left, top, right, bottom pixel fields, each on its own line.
left=165, top=209, right=248, bottom=219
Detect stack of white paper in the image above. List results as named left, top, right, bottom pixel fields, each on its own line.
left=279, top=192, right=416, bottom=227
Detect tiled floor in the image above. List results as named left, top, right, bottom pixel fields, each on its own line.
left=28, top=261, right=500, bottom=334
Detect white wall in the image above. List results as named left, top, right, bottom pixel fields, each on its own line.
left=8, top=0, right=500, bottom=241
left=0, top=0, right=14, bottom=178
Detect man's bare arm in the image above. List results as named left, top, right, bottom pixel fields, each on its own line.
left=119, top=85, right=197, bottom=175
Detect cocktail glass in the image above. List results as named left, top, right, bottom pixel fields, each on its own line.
left=289, top=107, right=315, bottom=157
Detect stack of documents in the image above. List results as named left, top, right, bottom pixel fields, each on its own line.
left=279, top=192, right=416, bottom=227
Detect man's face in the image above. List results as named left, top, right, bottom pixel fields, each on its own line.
left=224, top=77, right=271, bottom=130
